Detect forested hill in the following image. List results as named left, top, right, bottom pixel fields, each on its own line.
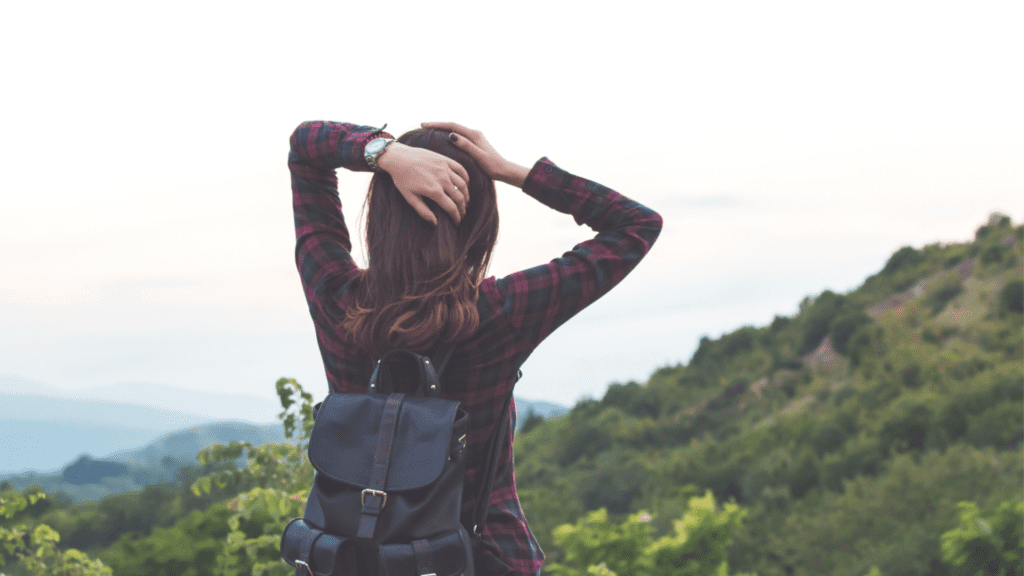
left=512, top=212, right=1023, bottom=576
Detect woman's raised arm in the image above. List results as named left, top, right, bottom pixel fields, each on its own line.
left=289, top=121, right=392, bottom=305
left=423, top=121, right=663, bottom=351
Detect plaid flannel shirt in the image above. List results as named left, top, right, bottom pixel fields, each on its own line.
left=289, top=120, right=662, bottom=575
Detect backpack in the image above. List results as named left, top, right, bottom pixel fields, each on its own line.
left=280, top=346, right=516, bottom=576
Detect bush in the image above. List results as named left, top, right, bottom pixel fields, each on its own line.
left=723, top=376, right=749, bottom=399
left=719, top=327, right=758, bottom=358
left=999, top=279, right=1023, bottom=315
left=579, top=449, right=648, bottom=514
left=878, top=395, right=937, bottom=455
left=603, top=382, right=660, bottom=419
left=926, top=274, right=964, bottom=315
left=830, top=310, right=873, bottom=355
left=771, top=315, right=792, bottom=332
left=941, top=499, right=1024, bottom=576
left=967, top=402, right=1024, bottom=450
left=883, top=246, right=925, bottom=275
left=800, top=291, right=846, bottom=354
left=922, top=325, right=959, bottom=345
left=546, top=491, right=749, bottom=576
left=981, top=245, right=1011, bottom=265
left=848, top=325, right=887, bottom=369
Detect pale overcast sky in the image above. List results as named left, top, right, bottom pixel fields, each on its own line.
left=1, top=0, right=1021, bottom=407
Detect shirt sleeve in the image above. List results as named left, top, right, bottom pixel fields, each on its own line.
left=288, top=120, right=394, bottom=315
left=488, top=157, right=663, bottom=350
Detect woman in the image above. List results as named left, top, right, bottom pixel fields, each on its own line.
left=289, top=119, right=662, bottom=576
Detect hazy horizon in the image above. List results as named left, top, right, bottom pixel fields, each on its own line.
left=2, top=0, right=1021, bottom=407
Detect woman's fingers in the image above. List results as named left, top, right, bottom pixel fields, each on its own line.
left=429, top=187, right=463, bottom=224
left=421, top=121, right=476, bottom=139
left=447, top=169, right=469, bottom=217
left=447, top=158, right=470, bottom=186
left=447, top=180, right=467, bottom=218
left=403, top=192, right=438, bottom=226
left=447, top=132, right=485, bottom=164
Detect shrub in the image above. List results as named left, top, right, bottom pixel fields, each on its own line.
left=848, top=325, right=887, bottom=369
left=546, top=491, right=749, bottom=576
left=941, top=499, right=1024, bottom=576
left=883, top=246, right=924, bottom=274
left=800, top=291, right=846, bottom=354
left=981, top=245, right=1010, bottom=265
left=967, top=402, right=1024, bottom=450
left=771, top=315, right=792, bottom=332
left=926, top=274, right=964, bottom=315
left=878, top=395, right=937, bottom=455
left=719, top=327, right=757, bottom=358
left=999, top=279, right=1023, bottom=315
left=830, top=310, right=873, bottom=354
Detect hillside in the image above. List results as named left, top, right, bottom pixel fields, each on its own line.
left=513, top=212, right=1023, bottom=576
left=0, top=377, right=285, bottom=474
left=1, top=422, right=286, bottom=502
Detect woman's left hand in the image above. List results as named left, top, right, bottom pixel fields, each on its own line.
left=376, top=143, right=469, bottom=226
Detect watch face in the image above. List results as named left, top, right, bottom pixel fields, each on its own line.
left=366, top=139, right=386, bottom=155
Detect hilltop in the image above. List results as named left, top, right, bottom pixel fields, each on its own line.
left=513, top=212, right=1023, bottom=576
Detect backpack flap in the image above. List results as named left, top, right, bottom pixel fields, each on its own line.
left=281, top=518, right=358, bottom=576
left=378, top=526, right=475, bottom=576
left=308, top=393, right=464, bottom=491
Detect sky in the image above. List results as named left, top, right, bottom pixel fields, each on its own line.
left=1, top=0, right=1021, bottom=408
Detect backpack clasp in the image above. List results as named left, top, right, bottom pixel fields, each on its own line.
left=361, top=488, right=388, bottom=509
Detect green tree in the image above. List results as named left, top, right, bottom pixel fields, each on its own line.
left=941, top=499, right=1023, bottom=576
left=0, top=487, right=111, bottom=576
left=189, top=377, right=316, bottom=576
left=545, top=491, right=752, bottom=576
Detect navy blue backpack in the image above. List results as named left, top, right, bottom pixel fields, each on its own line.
left=281, top=347, right=515, bottom=576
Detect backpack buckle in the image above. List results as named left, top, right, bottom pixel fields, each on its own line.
left=361, top=488, right=387, bottom=509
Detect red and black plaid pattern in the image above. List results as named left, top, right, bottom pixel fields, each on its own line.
left=289, top=121, right=662, bottom=575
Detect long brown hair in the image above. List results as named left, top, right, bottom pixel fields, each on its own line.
left=341, top=128, right=499, bottom=357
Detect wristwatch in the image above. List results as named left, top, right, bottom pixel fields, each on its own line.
left=364, top=137, right=395, bottom=172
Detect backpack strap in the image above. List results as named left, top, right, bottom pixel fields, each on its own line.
left=432, top=345, right=456, bottom=380
left=469, top=369, right=522, bottom=543
left=369, top=345, right=456, bottom=398
left=412, top=538, right=435, bottom=576
left=357, top=392, right=405, bottom=540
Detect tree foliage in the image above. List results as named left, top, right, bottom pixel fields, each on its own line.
left=0, top=487, right=111, bottom=576
left=544, top=491, right=752, bottom=576
left=941, top=498, right=1023, bottom=576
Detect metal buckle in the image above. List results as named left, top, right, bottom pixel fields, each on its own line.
left=361, top=488, right=387, bottom=508
left=294, top=559, right=314, bottom=576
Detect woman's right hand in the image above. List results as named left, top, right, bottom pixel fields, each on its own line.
left=420, top=122, right=530, bottom=188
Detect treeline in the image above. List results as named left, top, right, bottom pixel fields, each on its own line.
left=1, top=214, right=1021, bottom=576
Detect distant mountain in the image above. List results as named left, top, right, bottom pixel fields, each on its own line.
left=107, top=420, right=285, bottom=469
left=0, top=419, right=171, bottom=477
left=0, top=376, right=281, bottom=474
left=1, top=421, right=287, bottom=502
left=514, top=397, right=569, bottom=431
